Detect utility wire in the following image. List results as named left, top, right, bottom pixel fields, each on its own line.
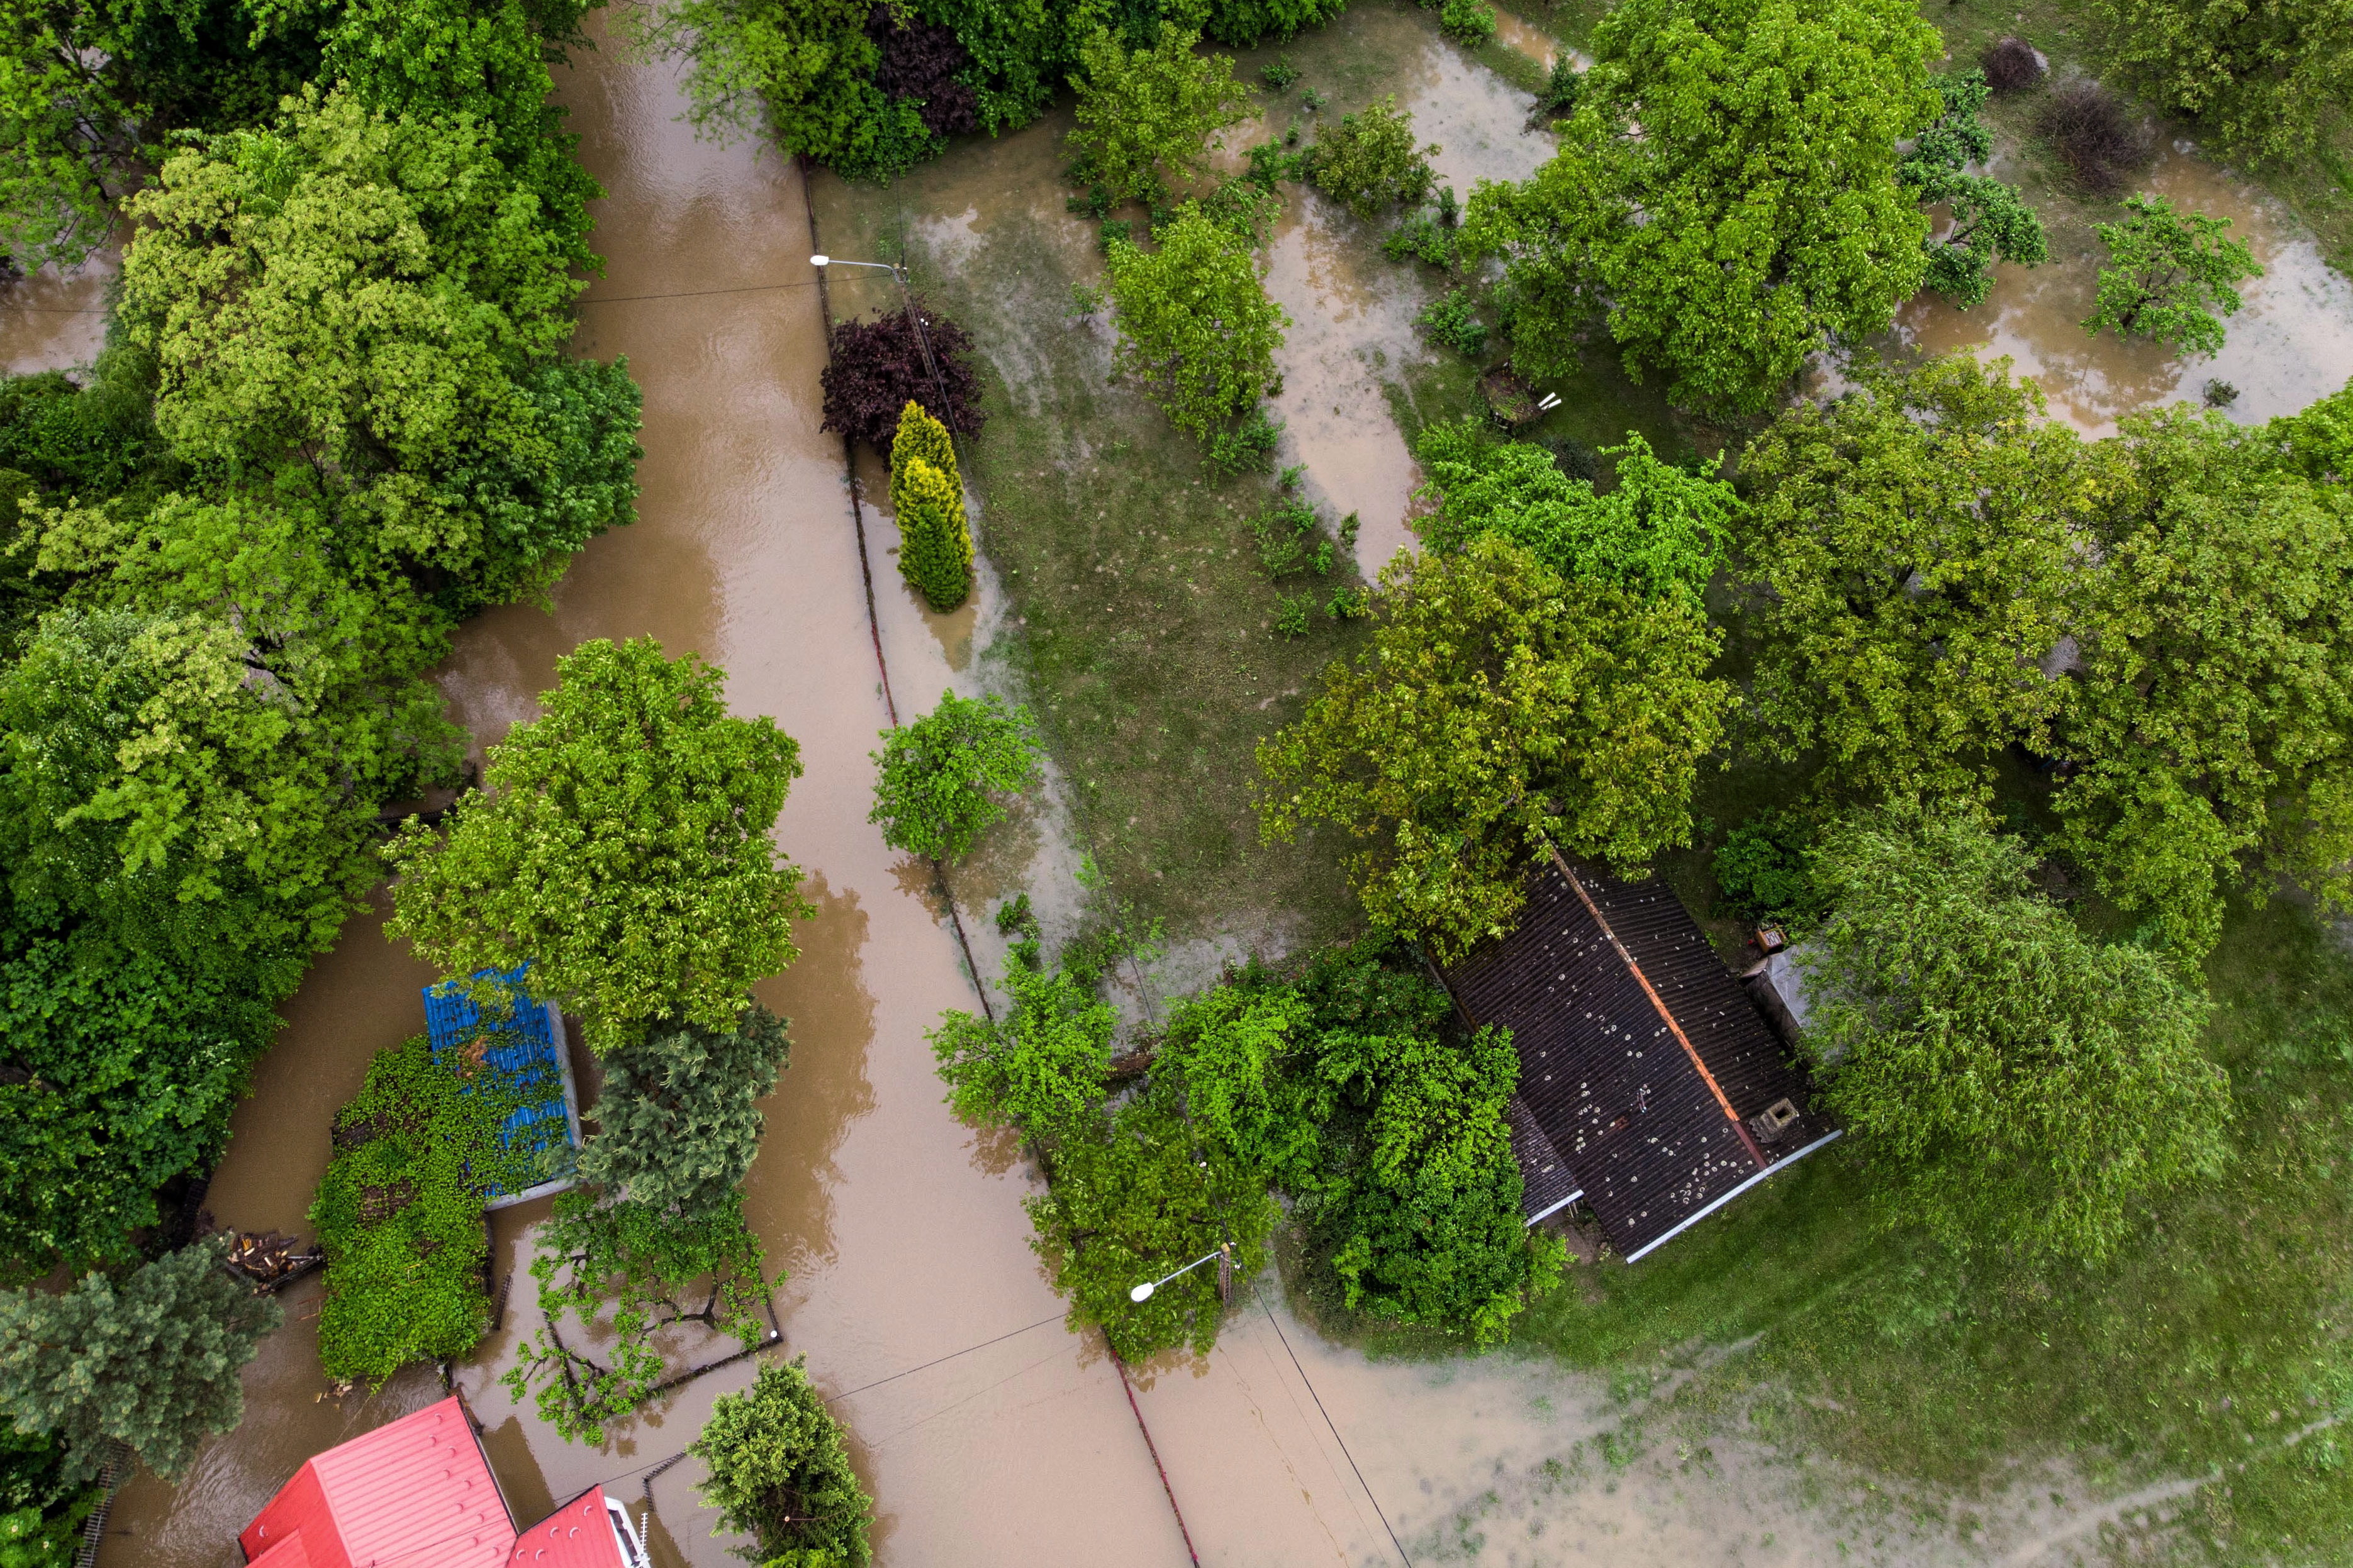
left=1258, top=1292, right=1414, bottom=1568
left=820, top=1311, right=1064, bottom=1405
left=577, top=279, right=822, bottom=304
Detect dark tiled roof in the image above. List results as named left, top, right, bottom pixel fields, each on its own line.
left=1444, top=854, right=1835, bottom=1260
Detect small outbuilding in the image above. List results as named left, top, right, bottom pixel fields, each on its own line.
left=240, top=1397, right=651, bottom=1568
left=1442, top=851, right=1840, bottom=1262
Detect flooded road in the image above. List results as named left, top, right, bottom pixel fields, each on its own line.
left=0, top=248, right=115, bottom=375
left=96, top=20, right=1188, bottom=1568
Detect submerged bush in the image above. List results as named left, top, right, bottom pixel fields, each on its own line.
left=1417, top=287, right=1489, bottom=355
left=2035, top=79, right=2154, bottom=194
left=1439, top=0, right=1498, bottom=45
left=692, top=1360, right=874, bottom=1567
left=1304, top=96, right=1436, bottom=216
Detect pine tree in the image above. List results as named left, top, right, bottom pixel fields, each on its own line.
left=0, top=1239, right=281, bottom=1485
left=888, top=401, right=974, bottom=610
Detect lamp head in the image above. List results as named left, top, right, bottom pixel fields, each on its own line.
left=1128, top=1282, right=1155, bottom=1303
left=810, top=254, right=830, bottom=267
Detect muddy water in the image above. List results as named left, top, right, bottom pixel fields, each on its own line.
left=1254, top=18, right=1558, bottom=575
left=1882, top=145, right=2353, bottom=432
left=0, top=248, right=116, bottom=375
left=97, top=20, right=1188, bottom=1568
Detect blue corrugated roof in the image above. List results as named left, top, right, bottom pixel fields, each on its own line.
left=423, top=967, right=576, bottom=1198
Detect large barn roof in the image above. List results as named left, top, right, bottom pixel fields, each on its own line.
left=1443, top=853, right=1839, bottom=1261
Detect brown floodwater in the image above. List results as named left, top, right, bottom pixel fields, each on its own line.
left=1848, top=144, right=2353, bottom=433
left=64, top=10, right=2306, bottom=1564
left=0, top=247, right=116, bottom=375
left=1250, top=14, right=1559, bottom=575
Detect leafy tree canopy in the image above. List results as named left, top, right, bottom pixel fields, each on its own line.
left=0, top=1238, right=281, bottom=1486
left=120, top=86, right=640, bottom=614
left=1258, top=535, right=1730, bottom=959
left=869, top=689, right=1042, bottom=860
left=1303, top=95, right=1436, bottom=216
left=1897, top=70, right=2048, bottom=308
left=2097, top=0, right=2353, bottom=159
left=0, top=933, right=272, bottom=1275
left=931, top=943, right=1115, bottom=1137
left=1412, top=420, right=1731, bottom=610
left=1067, top=24, right=1252, bottom=203
left=2083, top=193, right=2262, bottom=357
left=1802, top=803, right=2228, bottom=1264
left=386, top=637, right=808, bottom=1054
left=691, top=1359, right=874, bottom=1568
left=819, top=305, right=985, bottom=455
left=576, top=1004, right=792, bottom=1223
left=1735, top=353, right=2085, bottom=803
left=1107, top=201, right=1290, bottom=442
left=1462, top=0, right=1940, bottom=411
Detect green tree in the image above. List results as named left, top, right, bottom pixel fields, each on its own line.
left=1258, top=535, right=1730, bottom=959
left=1304, top=96, right=1436, bottom=216
left=931, top=947, right=1116, bottom=1137
left=1735, top=353, right=2085, bottom=801
left=0, top=935, right=272, bottom=1275
left=0, top=1238, right=281, bottom=1485
left=1066, top=24, right=1252, bottom=202
left=1898, top=72, right=2047, bottom=309
left=888, top=403, right=973, bottom=611
left=691, top=1359, right=874, bottom=1568
left=577, top=1004, right=792, bottom=1222
left=1802, top=803, right=2228, bottom=1264
left=2083, top=194, right=2262, bottom=356
left=869, top=690, right=1043, bottom=861
left=1025, top=1092, right=1277, bottom=1360
left=0, top=1428, right=97, bottom=1567
left=1461, top=0, right=1940, bottom=411
left=120, top=85, right=640, bottom=613
left=1106, top=203, right=1289, bottom=442
left=0, top=607, right=430, bottom=986
left=2055, top=395, right=2353, bottom=954
left=0, top=0, right=325, bottom=270
left=386, top=637, right=808, bottom=1055
left=508, top=1192, right=771, bottom=1444
left=1411, top=421, right=1731, bottom=609
left=627, top=0, right=934, bottom=181
left=2096, top=0, right=2353, bottom=159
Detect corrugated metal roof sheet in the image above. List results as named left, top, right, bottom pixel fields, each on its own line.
left=505, top=1490, right=630, bottom=1568
left=1444, top=857, right=1835, bottom=1260
left=422, top=967, right=579, bottom=1201
left=242, top=1398, right=515, bottom=1568
left=247, top=1528, right=315, bottom=1568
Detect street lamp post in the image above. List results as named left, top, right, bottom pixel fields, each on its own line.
left=1128, top=1244, right=1231, bottom=1303
left=808, top=253, right=954, bottom=431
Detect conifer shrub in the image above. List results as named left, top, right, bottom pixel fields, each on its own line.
left=888, top=401, right=975, bottom=610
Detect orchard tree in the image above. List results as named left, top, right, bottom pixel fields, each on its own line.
left=386, top=637, right=808, bottom=1054
left=2096, top=0, right=2353, bottom=158
left=1257, top=535, right=1730, bottom=959
left=691, top=1359, right=874, bottom=1568
left=1462, top=0, right=1940, bottom=411
left=1735, top=353, right=2087, bottom=801
left=1304, top=96, right=1438, bottom=216
left=1106, top=203, right=1290, bottom=441
left=888, top=402, right=974, bottom=611
left=0, top=1239, right=281, bottom=1485
left=1067, top=25, right=1252, bottom=201
left=2056, top=392, right=2353, bottom=954
left=869, top=690, right=1044, bottom=860
left=2083, top=194, right=2262, bottom=355
left=1412, top=421, right=1732, bottom=609
left=1899, top=72, right=2048, bottom=308
left=576, top=1004, right=793, bottom=1222
left=1802, top=803, right=2227, bottom=1264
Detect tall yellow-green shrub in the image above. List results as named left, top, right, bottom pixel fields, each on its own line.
left=889, top=401, right=973, bottom=610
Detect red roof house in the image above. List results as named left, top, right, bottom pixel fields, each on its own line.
left=241, top=1398, right=649, bottom=1568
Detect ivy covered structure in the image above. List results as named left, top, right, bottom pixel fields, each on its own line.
left=1442, top=854, right=1840, bottom=1261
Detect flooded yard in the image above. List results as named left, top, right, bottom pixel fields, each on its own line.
left=35, top=0, right=2352, bottom=1563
